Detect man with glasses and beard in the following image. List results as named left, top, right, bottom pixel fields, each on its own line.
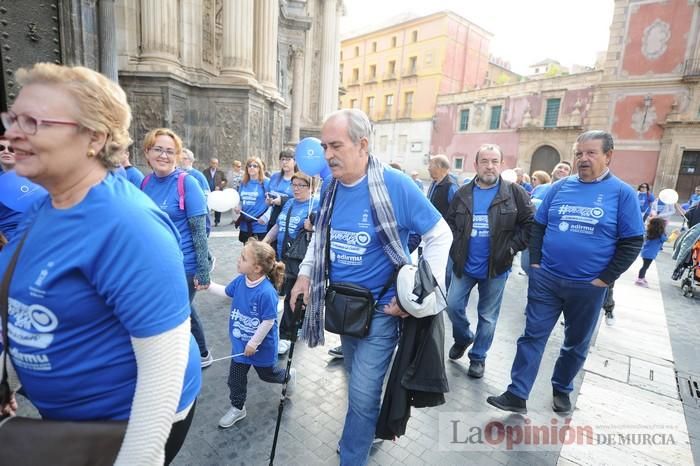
left=445, top=144, right=534, bottom=379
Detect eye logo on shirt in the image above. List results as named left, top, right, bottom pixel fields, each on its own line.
left=559, top=221, right=570, bottom=232
left=8, top=298, right=58, bottom=351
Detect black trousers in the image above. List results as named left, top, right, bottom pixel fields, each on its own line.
left=164, top=399, right=197, bottom=465
left=227, top=361, right=286, bottom=409
left=638, top=258, right=653, bottom=279
left=213, top=211, right=221, bottom=225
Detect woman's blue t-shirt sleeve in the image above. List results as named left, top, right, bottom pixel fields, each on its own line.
left=184, top=175, right=208, bottom=218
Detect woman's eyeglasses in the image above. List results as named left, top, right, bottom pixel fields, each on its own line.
left=149, top=146, right=177, bottom=157
left=292, top=183, right=309, bottom=189
left=1, top=111, right=80, bottom=135
left=0, top=144, right=13, bottom=152
left=247, top=163, right=259, bottom=168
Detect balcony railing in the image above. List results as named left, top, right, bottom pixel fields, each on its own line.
left=403, top=66, right=417, bottom=77
left=683, top=58, right=700, bottom=80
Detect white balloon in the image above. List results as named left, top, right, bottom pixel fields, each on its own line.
left=222, top=188, right=240, bottom=208
left=501, top=169, right=517, bottom=183
left=658, top=188, right=678, bottom=205
left=208, top=190, right=236, bottom=212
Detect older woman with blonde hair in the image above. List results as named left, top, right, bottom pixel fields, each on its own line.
left=0, top=63, right=200, bottom=465
left=234, top=155, right=270, bottom=243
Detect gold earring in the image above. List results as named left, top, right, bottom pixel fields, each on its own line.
left=87, top=149, right=96, bottom=158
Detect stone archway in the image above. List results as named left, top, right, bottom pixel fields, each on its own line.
left=530, top=145, right=561, bottom=175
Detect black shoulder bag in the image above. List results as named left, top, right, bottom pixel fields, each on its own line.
left=0, top=230, right=127, bottom=466
left=281, top=202, right=312, bottom=281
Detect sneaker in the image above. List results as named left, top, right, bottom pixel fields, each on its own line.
left=467, top=360, right=485, bottom=378
left=552, top=389, right=572, bottom=414
left=278, top=340, right=291, bottom=355
left=605, top=311, right=615, bottom=326
left=218, top=405, right=246, bottom=428
left=201, top=351, right=214, bottom=368
left=486, top=391, right=527, bottom=414
left=448, top=338, right=473, bottom=361
left=328, top=345, right=344, bottom=359
left=286, top=368, right=297, bottom=396
left=337, top=438, right=382, bottom=455
left=641, top=278, right=649, bottom=287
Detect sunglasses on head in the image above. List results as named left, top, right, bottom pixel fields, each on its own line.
left=0, top=144, right=13, bottom=152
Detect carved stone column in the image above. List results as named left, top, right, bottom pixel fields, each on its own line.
left=98, top=0, right=118, bottom=81
left=253, top=0, right=279, bottom=93
left=318, top=0, right=338, bottom=119
left=221, top=0, right=256, bottom=81
left=290, top=46, right=304, bottom=142
left=140, top=0, right=179, bottom=63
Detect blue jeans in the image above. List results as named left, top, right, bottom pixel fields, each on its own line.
left=446, top=272, right=508, bottom=362
left=186, top=275, right=208, bottom=356
left=339, top=309, right=399, bottom=466
left=508, top=267, right=607, bottom=399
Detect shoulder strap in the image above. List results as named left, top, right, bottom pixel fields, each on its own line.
left=282, top=201, right=294, bottom=255
left=1, top=229, right=31, bottom=403
left=140, top=173, right=152, bottom=190
left=177, top=172, right=187, bottom=211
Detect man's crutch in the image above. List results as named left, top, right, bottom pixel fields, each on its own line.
left=269, top=295, right=306, bottom=466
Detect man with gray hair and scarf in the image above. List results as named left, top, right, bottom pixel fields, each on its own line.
left=290, top=109, right=452, bottom=465
left=488, top=130, right=643, bottom=415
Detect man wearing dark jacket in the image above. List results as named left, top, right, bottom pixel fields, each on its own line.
left=488, top=130, right=644, bottom=415
left=445, top=144, right=534, bottom=378
left=427, top=154, right=458, bottom=219
left=203, top=157, right=227, bottom=226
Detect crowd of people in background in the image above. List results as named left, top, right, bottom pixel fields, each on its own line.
left=0, top=64, right=693, bottom=466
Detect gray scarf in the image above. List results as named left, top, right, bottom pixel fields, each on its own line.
left=302, top=154, right=407, bottom=347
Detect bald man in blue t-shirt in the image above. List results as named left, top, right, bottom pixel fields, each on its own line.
left=488, top=130, right=644, bottom=415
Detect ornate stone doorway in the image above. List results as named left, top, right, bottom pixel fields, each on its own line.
left=530, top=145, right=560, bottom=175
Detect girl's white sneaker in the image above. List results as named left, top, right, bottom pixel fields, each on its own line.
left=219, top=405, right=246, bottom=428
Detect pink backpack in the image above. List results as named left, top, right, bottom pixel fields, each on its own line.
left=141, top=172, right=188, bottom=210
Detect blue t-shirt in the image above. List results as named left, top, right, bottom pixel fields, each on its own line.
left=0, top=201, right=25, bottom=242
left=0, top=173, right=201, bottom=421
left=239, top=178, right=271, bottom=234
left=464, top=183, right=500, bottom=279
left=225, top=275, right=279, bottom=367
left=276, top=197, right=320, bottom=259
left=124, top=166, right=145, bottom=188
left=689, top=193, right=700, bottom=208
left=142, top=170, right=208, bottom=275
left=328, top=169, right=441, bottom=305
left=268, top=172, right=293, bottom=201
left=640, top=234, right=667, bottom=260
left=520, top=182, right=533, bottom=194
left=531, top=183, right=551, bottom=200
left=535, top=175, right=644, bottom=281
left=184, top=168, right=210, bottom=196
left=638, top=192, right=654, bottom=214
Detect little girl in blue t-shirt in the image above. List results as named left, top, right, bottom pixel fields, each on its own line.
left=208, top=239, right=294, bottom=428
left=636, top=217, right=667, bottom=287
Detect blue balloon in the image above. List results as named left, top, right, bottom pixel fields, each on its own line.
left=0, top=170, right=48, bottom=212
left=319, top=164, right=332, bottom=180
left=295, top=137, right=327, bottom=176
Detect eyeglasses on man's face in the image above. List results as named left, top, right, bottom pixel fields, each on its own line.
left=149, top=146, right=177, bottom=157
left=0, top=144, right=13, bottom=152
left=292, top=183, right=309, bottom=189
left=1, top=111, right=80, bottom=136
